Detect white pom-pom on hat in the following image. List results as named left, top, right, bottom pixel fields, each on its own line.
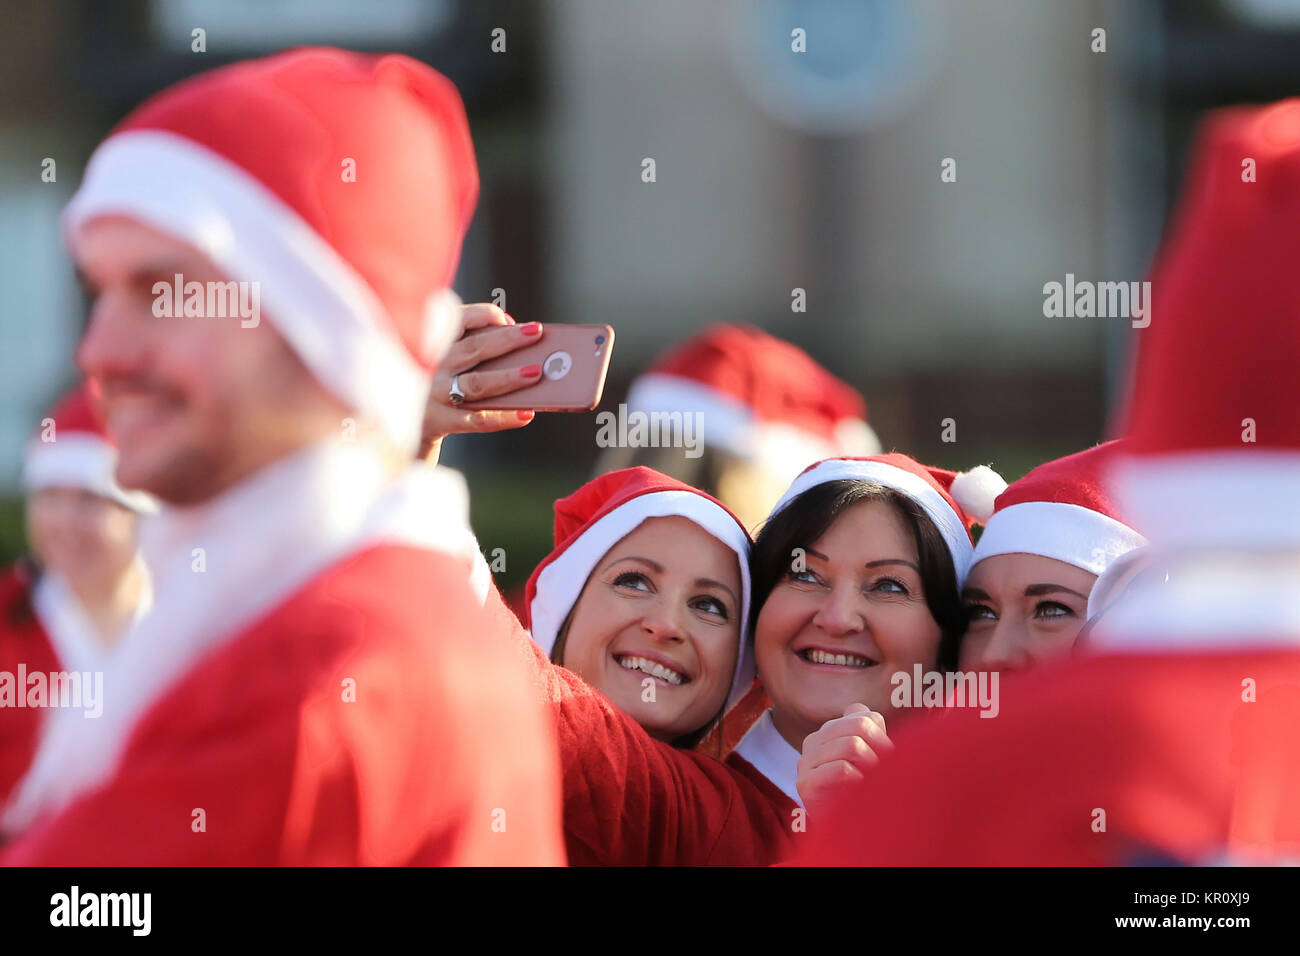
left=949, top=464, right=1007, bottom=524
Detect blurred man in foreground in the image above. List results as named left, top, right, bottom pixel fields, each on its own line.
left=0, top=48, right=563, bottom=865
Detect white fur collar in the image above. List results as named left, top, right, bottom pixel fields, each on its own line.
left=3, top=438, right=485, bottom=835
left=31, top=572, right=107, bottom=675
left=732, top=708, right=802, bottom=807
left=30, top=565, right=152, bottom=675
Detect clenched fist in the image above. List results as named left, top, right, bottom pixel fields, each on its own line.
left=796, top=703, right=894, bottom=810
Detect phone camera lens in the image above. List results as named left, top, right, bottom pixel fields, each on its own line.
left=595, top=335, right=606, bottom=344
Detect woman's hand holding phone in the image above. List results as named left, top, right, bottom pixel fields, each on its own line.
left=419, top=303, right=545, bottom=462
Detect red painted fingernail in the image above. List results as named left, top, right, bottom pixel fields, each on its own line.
left=522, top=364, right=542, bottom=377
left=520, top=322, right=542, bottom=335
left=516, top=410, right=535, bottom=421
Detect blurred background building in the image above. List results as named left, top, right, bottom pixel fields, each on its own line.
left=1, top=0, right=1297, bottom=588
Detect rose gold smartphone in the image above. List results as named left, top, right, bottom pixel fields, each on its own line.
left=460, top=324, right=615, bottom=411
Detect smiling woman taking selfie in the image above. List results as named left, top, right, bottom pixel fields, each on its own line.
left=523, top=467, right=753, bottom=746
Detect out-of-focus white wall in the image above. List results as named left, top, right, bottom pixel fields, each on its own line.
left=544, top=0, right=809, bottom=357
left=544, top=0, right=1142, bottom=376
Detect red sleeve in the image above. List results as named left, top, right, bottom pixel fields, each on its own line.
left=487, top=584, right=794, bottom=865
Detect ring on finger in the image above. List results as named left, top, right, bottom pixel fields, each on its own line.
left=449, top=374, right=466, bottom=406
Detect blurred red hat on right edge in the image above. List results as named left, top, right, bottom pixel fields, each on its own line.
left=1110, top=100, right=1300, bottom=553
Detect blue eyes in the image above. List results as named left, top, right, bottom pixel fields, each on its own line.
left=964, top=602, right=1076, bottom=622
left=1035, top=602, right=1072, bottom=619
left=786, top=569, right=908, bottom=596
left=690, top=597, right=728, bottom=619
left=612, top=571, right=651, bottom=591
left=610, top=572, right=729, bottom=621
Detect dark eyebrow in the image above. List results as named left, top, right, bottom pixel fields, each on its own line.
left=1025, top=584, right=1090, bottom=601
left=602, top=557, right=737, bottom=605
left=802, top=549, right=918, bottom=574
left=962, top=587, right=992, bottom=602
left=865, top=559, right=919, bottom=573
left=694, top=578, right=738, bottom=605
left=602, top=555, right=664, bottom=574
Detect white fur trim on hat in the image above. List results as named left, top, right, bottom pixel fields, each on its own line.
left=63, top=130, right=441, bottom=454
left=22, top=434, right=158, bottom=514
left=626, top=373, right=879, bottom=484
left=1112, top=449, right=1300, bottom=550
left=770, top=459, right=975, bottom=586
left=971, top=501, right=1147, bottom=577
left=625, top=374, right=756, bottom=457
left=747, top=423, right=838, bottom=487
left=528, top=490, right=754, bottom=710
left=949, top=465, right=1007, bottom=525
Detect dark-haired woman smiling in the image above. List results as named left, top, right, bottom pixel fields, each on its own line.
left=738, top=456, right=998, bottom=808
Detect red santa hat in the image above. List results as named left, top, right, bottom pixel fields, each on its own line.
left=769, top=453, right=1003, bottom=587
left=524, top=467, right=755, bottom=710
left=971, top=442, right=1147, bottom=577
left=1111, top=99, right=1300, bottom=551
left=21, top=385, right=158, bottom=514
left=61, top=47, right=477, bottom=453
left=624, top=325, right=881, bottom=480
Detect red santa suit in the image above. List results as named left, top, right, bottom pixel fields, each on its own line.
left=0, top=571, right=145, bottom=805
left=0, top=386, right=155, bottom=804
left=4, top=447, right=562, bottom=865
left=0, top=48, right=563, bottom=865
left=790, top=645, right=1300, bottom=866
left=793, top=98, right=1300, bottom=866
left=517, top=632, right=798, bottom=865
left=0, top=563, right=59, bottom=806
